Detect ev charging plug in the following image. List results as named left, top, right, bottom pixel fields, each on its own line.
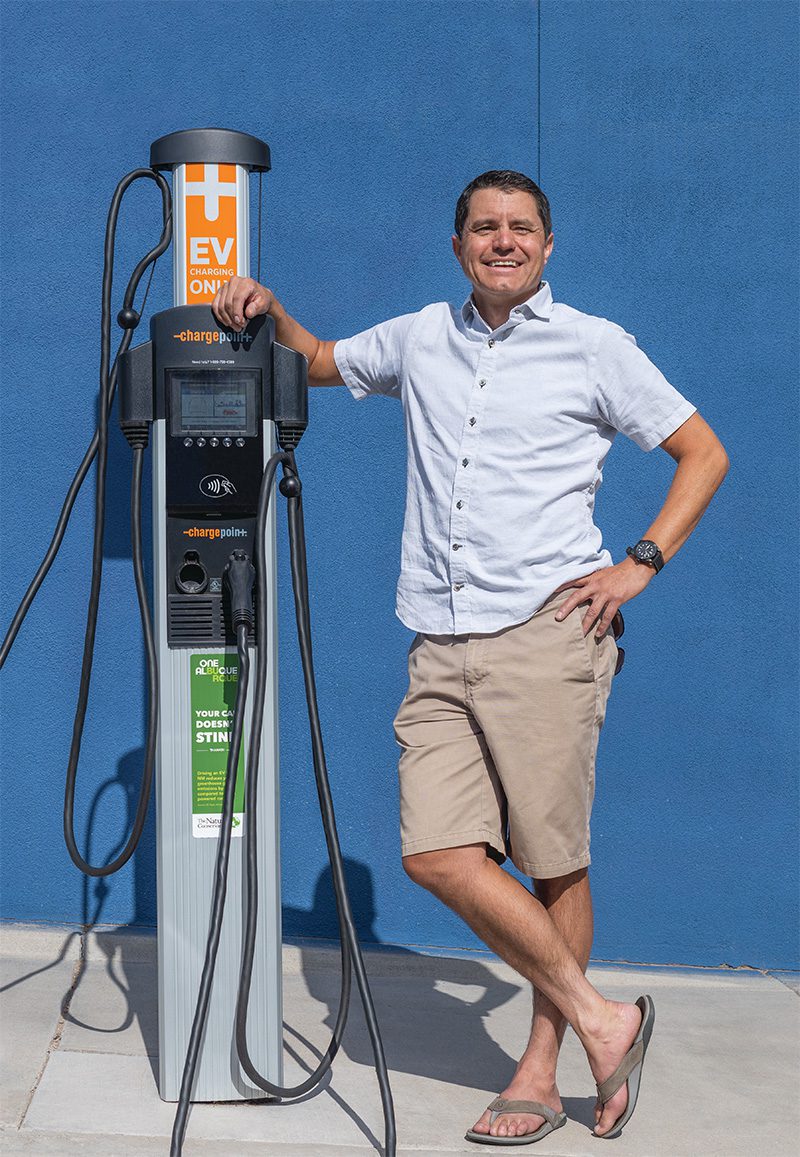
left=223, top=550, right=255, bottom=632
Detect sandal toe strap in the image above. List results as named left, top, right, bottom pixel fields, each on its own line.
left=487, top=1097, right=561, bottom=1126
left=596, top=1039, right=644, bottom=1104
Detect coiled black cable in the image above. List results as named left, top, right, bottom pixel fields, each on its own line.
left=0, top=168, right=172, bottom=878
left=0, top=170, right=170, bottom=668
left=171, top=449, right=396, bottom=1156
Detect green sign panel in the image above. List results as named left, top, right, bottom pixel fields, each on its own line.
left=190, top=653, right=245, bottom=838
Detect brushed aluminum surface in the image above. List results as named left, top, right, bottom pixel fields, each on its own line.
left=153, top=415, right=283, bottom=1102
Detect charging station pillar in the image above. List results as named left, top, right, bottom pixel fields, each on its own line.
left=149, top=129, right=282, bottom=1101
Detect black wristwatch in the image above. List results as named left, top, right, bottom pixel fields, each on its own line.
left=626, top=539, right=664, bottom=573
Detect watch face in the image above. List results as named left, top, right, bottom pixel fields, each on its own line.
left=636, top=540, right=658, bottom=561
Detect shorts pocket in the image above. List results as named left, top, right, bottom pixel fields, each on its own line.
left=565, top=604, right=597, bottom=682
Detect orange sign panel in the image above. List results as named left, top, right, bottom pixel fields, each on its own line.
left=184, top=163, right=239, bottom=304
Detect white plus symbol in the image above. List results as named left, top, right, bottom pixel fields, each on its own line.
left=185, top=164, right=237, bottom=222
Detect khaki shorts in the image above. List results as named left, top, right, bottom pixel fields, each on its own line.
left=393, top=587, right=618, bottom=879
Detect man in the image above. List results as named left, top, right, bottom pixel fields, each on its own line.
left=212, top=171, right=728, bottom=1145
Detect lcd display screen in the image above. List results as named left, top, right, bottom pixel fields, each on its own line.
left=168, top=370, right=259, bottom=437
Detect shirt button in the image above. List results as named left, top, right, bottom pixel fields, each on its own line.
left=469, top=417, right=476, bottom=426
left=488, top=339, right=495, bottom=348
left=452, top=543, right=462, bottom=550
left=462, top=458, right=469, bottom=467
left=456, top=500, right=463, bottom=509
left=479, top=379, right=486, bottom=387
left=453, top=583, right=464, bottom=591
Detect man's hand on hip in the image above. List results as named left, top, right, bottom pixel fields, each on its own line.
left=553, top=558, right=655, bottom=637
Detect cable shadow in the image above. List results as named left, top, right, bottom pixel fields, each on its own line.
left=0, top=927, right=82, bottom=995
left=58, top=747, right=159, bottom=1084
left=281, top=1020, right=382, bottom=1152
left=284, top=860, right=525, bottom=1094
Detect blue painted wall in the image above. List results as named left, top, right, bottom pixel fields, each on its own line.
left=0, top=1, right=797, bottom=968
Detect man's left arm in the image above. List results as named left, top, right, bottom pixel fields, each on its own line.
left=555, top=411, right=730, bottom=636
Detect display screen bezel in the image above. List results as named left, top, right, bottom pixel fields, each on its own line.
left=167, top=369, right=260, bottom=438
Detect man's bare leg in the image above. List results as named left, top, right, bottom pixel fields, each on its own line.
left=403, top=845, right=643, bottom=1140
left=469, top=867, right=593, bottom=1138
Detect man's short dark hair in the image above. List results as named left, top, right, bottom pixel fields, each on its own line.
left=454, top=170, right=552, bottom=239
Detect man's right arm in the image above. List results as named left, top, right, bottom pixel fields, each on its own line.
left=211, top=276, right=343, bottom=387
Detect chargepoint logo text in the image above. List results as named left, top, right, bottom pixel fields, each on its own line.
left=183, top=526, right=247, bottom=540
left=173, top=329, right=253, bottom=345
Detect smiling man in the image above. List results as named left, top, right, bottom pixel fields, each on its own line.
left=212, top=170, right=729, bottom=1146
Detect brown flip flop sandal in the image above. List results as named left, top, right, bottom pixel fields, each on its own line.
left=465, top=1097, right=567, bottom=1146
left=593, top=993, right=656, bottom=1139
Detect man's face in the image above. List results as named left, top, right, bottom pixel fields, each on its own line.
left=452, top=188, right=554, bottom=308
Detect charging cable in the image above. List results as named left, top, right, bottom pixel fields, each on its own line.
left=0, top=169, right=171, bottom=877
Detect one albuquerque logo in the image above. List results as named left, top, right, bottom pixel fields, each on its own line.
left=199, top=475, right=236, bottom=499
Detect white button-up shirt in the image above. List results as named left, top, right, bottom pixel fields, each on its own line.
left=334, top=281, right=696, bottom=635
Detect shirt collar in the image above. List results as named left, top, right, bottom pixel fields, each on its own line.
left=461, top=280, right=554, bottom=329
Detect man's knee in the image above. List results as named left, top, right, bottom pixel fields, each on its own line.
left=402, top=843, right=488, bottom=893
left=532, top=866, right=588, bottom=904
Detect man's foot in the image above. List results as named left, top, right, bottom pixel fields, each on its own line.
left=585, top=1000, right=644, bottom=1137
left=470, top=1073, right=563, bottom=1140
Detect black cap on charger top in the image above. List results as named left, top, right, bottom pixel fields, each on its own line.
left=150, top=128, right=271, bottom=173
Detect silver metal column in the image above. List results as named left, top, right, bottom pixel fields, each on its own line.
left=150, top=132, right=282, bottom=1101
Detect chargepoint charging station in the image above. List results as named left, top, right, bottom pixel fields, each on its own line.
left=142, top=130, right=284, bottom=1104
left=1, top=128, right=395, bottom=1156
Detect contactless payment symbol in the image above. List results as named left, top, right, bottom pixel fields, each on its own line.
left=200, top=475, right=236, bottom=498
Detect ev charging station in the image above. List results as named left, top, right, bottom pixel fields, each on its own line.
left=141, top=129, right=284, bottom=1103
left=1, top=128, right=395, bottom=1156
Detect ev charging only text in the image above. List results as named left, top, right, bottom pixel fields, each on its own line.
left=188, top=236, right=234, bottom=298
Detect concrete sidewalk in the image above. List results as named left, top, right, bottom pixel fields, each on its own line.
left=1, top=923, right=798, bottom=1156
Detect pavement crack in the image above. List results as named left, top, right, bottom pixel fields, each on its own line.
left=15, top=924, right=88, bottom=1130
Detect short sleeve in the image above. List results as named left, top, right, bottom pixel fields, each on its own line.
left=333, top=312, right=418, bottom=401
left=593, top=323, right=697, bottom=451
